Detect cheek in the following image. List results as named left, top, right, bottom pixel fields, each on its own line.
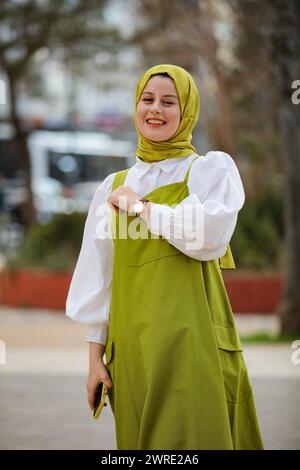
left=168, top=109, right=181, bottom=129
left=136, top=104, right=147, bottom=125
left=136, top=108, right=143, bottom=128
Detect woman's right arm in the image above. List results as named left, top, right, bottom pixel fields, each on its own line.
left=65, top=173, right=115, bottom=410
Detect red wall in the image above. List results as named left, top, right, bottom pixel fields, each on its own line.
left=223, top=274, right=283, bottom=314
left=0, top=270, right=71, bottom=310
left=0, top=269, right=283, bottom=314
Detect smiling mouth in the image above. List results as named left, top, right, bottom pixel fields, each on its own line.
left=146, top=119, right=166, bottom=126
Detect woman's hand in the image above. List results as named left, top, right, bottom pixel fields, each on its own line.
left=87, top=342, right=113, bottom=412
left=107, top=185, right=139, bottom=213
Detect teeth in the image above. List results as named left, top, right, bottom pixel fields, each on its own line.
left=147, top=119, right=165, bottom=124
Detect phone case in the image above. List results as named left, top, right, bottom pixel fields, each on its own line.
left=92, top=382, right=108, bottom=419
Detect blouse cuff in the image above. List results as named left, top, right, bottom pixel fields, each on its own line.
left=147, top=202, right=174, bottom=237
left=86, top=324, right=108, bottom=346
left=147, top=193, right=202, bottom=241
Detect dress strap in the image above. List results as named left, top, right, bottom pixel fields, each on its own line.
left=112, top=168, right=129, bottom=191
left=183, top=155, right=200, bottom=184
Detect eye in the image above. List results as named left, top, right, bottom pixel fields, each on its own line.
left=142, top=98, right=174, bottom=105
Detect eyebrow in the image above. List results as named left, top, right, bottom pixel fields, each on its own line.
left=142, top=92, right=178, bottom=100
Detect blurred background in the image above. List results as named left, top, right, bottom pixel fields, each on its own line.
left=0, top=0, right=299, bottom=450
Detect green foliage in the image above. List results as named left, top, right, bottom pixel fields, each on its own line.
left=231, top=189, right=284, bottom=269
left=6, top=212, right=87, bottom=273
left=240, top=333, right=299, bottom=344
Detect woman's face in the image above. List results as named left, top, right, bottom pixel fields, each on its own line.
left=136, top=75, right=181, bottom=142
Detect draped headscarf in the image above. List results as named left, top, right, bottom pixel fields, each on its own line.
left=134, top=64, right=200, bottom=162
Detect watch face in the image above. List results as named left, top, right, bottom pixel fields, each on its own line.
left=128, top=201, right=144, bottom=215
left=135, top=202, right=144, bottom=214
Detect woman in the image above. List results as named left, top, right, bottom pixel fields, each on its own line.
left=66, top=64, right=264, bottom=450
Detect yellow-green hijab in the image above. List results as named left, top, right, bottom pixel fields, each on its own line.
left=134, top=64, right=200, bottom=163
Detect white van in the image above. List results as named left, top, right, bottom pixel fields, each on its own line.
left=27, top=130, right=136, bottom=219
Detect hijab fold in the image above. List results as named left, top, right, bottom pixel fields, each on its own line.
left=134, top=64, right=200, bottom=163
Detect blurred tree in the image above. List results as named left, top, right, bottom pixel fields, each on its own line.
left=231, top=0, right=300, bottom=333
left=0, top=0, right=121, bottom=230
left=228, top=0, right=283, bottom=198
left=131, top=0, right=237, bottom=156
left=273, top=0, right=300, bottom=334
left=131, top=0, right=288, bottom=196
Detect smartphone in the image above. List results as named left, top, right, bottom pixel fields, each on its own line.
left=92, top=381, right=108, bottom=419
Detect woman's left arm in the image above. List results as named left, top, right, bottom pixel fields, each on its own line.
left=142, top=151, right=245, bottom=261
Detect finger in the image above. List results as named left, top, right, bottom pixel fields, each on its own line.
left=103, top=371, right=113, bottom=390
left=88, top=390, right=96, bottom=411
left=107, top=202, right=116, bottom=211
left=108, top=201, right=120, bottom=212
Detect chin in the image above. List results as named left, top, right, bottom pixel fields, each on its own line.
left=144, top=130, right=170, bottom=142
left=148, top=134, right=168, bottom=142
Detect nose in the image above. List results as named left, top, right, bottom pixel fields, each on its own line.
left=150, top=100, right=162, bottom=114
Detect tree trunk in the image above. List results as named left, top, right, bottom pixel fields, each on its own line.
left=203, top=0, right=236, bottom=156
left=275, top=0, right=300, bottom=334
left=214, top=69, right=236, bottom=157
left=7, top=72, right=36, bottom=232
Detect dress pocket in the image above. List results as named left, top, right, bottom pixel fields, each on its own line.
left=213, top=323, right=252, bottom=403
left=213, top=323, right=243, bottom=352
left=116, top=229, right=181, bottom=267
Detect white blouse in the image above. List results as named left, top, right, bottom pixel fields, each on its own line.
left=65, top=151, right=245, bottom=345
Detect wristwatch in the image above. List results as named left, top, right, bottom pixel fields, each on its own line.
left=128, top=197, right=150, bottom=216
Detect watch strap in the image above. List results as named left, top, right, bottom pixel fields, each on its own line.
left=139, top=198, right=150, bottom=203
left=128, top=198, right=150, bottom=216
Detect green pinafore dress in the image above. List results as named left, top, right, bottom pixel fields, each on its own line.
left=105, top=155, right=264, bottom=450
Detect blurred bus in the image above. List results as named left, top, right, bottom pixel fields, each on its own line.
left=27, top=130, right=136, bottom=220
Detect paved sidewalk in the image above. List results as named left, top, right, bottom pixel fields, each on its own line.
left=0, top=306, right=282, bottom=347
left=0, top=307, right=299, bottom=450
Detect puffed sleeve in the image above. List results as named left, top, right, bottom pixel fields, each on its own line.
left=147, top=151, right=245, bottom=261
left=65, top=173, right=115, bottom=345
